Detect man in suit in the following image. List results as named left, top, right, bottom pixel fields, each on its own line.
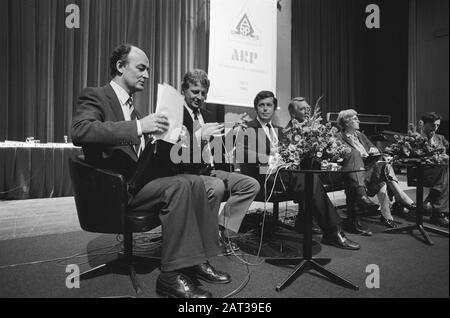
left=286, top=96, right=311, bottom=129
left=287, top=99, right=379, bottom=235
left=421, top=112, right=449, bottom=227
left=176, top=69, right=260, bottom=255
left=71, top=44, right=231, bottom=298
left=235, top=91, right=360, bottom=250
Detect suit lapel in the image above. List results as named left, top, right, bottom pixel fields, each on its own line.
left=356, top=131, right=371, bottom=152
left=250, top=119, right=272, bottom=156
left=342, top=133, right=356, bottom=150
left=104, top=84, right=125, bottom=122
left=103, top=84, right=137, bottom=160
left=183, top=107, right=194, bottom=135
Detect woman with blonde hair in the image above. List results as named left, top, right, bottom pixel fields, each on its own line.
left=337, top=109, right=416, bottom=228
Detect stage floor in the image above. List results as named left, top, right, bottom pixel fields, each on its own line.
left=0, top=175, right=447, bottom=298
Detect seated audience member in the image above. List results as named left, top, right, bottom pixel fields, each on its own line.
left=337, top=109, right=416, bottom=229
left=288, top=98, right=377, bottom=236
left=71, top=44, right=231, bottom=298
left=177, top=69, right=260, bottom=255
left=420, top=112, right=449, bottom=227
left=235, top=91, right=360, bottom=250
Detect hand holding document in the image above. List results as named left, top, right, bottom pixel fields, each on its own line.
left=153, top=83, right=185, bottom=144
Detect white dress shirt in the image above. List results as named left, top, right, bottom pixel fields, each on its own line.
left=110, top=81, right=145, bottom=154
left=256, top=116, right=279, bottom=147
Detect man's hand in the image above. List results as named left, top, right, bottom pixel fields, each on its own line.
left=368, top=147, right=380, bottom=155
left=140, top=113, right=169, bottom=134
left=201, top=122, right=224, bottom=140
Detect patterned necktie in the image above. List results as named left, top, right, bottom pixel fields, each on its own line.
left=191, top=108, right=212, bottom=165
left=127, top=97, right=144, bottom=156
left=266, top=123, right=278, bottom=146
left=192, top=108, right=201, bottom=132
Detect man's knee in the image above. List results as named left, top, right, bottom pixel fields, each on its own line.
left=207, top=179, right=226, bottom=201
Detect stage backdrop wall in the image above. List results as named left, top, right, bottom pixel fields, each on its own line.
left=0, top=0, right=209, bottom=143
left=291, top=0, right=410, bottom=134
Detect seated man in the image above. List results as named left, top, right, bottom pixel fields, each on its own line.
left=175, top=69, right=260, bottom=255
left=71, top=44, right=230, bottom=298
left=337, top=109, right=416, bottom=229
left=288, top=98, right=379, bottom=235
left=286, top=96, right=311, bottom=129
left=235, top=91, right=360, bottom=250
left=420, top=112, right=449, bottom=227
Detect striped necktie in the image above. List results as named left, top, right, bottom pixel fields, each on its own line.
left=127, top=97, right=144, bottom=156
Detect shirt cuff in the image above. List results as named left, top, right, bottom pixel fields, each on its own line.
left=136, top=120, right=143, bottom=137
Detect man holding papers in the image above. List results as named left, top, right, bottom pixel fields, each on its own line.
left=72, top=44, right=231, bottom=298
left=177, top=69, right=260, bottom=255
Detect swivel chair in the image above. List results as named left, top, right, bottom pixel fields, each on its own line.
left=68, top=155, right=161, bottom=294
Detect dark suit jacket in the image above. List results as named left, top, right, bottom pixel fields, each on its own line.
left=339, top=130, right=390, bottom=196
left=235, top=118, right=283, bottom=166
left=179, top=106, right=230, bottom=174
left=71, top=84, right=143, bottom=181
left=72, top=84, right=176, bottom=192
left=340, top=130, right=376, bottom=154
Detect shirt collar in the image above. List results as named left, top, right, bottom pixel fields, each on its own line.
left=184, top=102, right=201, bottom=117
left=110, top=81, right=131, bottom=106
left=345, top=131, right=358, bottom=138
left=257, top=116, right=272, bottom=128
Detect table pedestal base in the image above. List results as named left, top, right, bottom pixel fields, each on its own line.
left=265, top=257, right=359, bottom=291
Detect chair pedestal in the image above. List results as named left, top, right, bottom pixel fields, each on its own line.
left=74, top=254, right=159, bottom=294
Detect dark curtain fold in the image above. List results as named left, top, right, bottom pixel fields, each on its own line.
left=291, top=0, right=364, bottom=114
left=0, top=0, right=209, bottom=143
left=291, top=0, right=409, bottom=133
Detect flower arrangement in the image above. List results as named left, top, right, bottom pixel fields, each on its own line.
left=278, top=100, right=351, bottom=169
left=384, top=121, right=448, bottom=164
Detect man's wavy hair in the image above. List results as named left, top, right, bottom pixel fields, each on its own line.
left=253, top=90, right=277, bottom=110
left=181, top=69, right=210, bottom=92
left=110, top=43, right=134, bottom=77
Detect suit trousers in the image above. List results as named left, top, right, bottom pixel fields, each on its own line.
left=200, top=170, right=260, bottom=233
left=424, top=165, right=449, bottom=214
left=267, top=172, right=342, bottom=234
left=129, top=174, right=220, bottom=272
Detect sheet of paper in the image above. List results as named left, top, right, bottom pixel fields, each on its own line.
left=154, top=83, right=185, bottom=144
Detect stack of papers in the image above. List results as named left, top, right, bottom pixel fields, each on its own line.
left=154, top=83, right=185, bottom=144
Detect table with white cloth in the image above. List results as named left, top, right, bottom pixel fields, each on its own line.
left=0, top=142, right=83, bottom=200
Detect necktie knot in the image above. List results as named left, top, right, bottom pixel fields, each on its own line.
left=192, top=108, right=200, bottom=120
left=126, top=97, right=133, bottom=108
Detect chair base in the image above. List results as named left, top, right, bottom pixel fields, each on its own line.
left=72, top=254, right=159, bottom=294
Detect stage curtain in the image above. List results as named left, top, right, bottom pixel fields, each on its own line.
left=0, top=0, right=209, bottom=143
left=291, top=0, right=366, bottom=114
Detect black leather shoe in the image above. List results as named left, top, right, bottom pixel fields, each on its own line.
left=430, top=213, right=449, bottom=228
left=380, top=216, right=398, bottom=228
left=219, top=230, right=240, bottom=256
left=344, top=218, right=372, bottom=236
left=356, top=195, right=380, bottom=211
left=156, top=273, right=212, bottom=298
left=322, top=231, right=360, bottom=250
left=189, top=262, right=231, bottom=284
left=392, top=202, right=416, bottom=217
